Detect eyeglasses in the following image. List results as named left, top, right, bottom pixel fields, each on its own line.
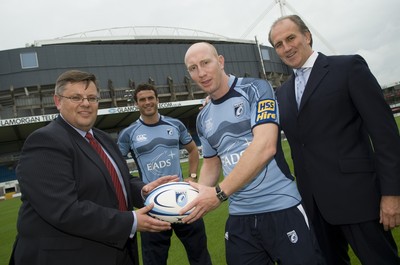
left=58, top=95, right=100, bottom=103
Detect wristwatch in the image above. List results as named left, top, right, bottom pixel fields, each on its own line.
left=215, top=184, right=228, bottom=202
left=189, top=173, right=197, bottom=179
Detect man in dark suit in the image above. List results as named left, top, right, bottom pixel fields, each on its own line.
left=9, top=70, right=177, bottom=265
left=269, top=15, right=400, bottom=264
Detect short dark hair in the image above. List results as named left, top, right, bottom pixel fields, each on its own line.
left=133, top=83, right=158, bottom=102
left=55, top=70, right=98, bottom=95
left=268, top=14, right=313, bottom=47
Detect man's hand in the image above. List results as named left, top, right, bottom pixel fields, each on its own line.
left=199, top=96, right=211, bottom=110
left=380, top=195, right=400, bottom=231
left=142, top=175, right=179, bottom=197
left=179, top=181, right=221, bottom=224
left=135, top=203, right=172, bottom=232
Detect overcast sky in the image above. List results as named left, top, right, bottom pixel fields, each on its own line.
left=1, top=0, right=399, bottom=86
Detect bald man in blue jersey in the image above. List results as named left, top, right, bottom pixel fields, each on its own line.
left=181, top=42, right=325, bottom=265
left=117, top=83, right=212, bottom=265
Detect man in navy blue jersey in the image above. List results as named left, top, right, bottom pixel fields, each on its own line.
left=181, top=42, right=325, bottom=265
left=117, top=83, right=212, bottom=265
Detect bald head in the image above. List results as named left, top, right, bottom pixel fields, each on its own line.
left=184, top=42, right=219, bottom=66
left=184, top=41, right=228, bottom=99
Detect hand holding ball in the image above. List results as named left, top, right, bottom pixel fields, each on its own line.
left=144, top=182, right=198, bottom=223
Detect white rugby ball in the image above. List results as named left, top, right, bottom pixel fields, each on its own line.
left=144, top=182, right=198, bottom=223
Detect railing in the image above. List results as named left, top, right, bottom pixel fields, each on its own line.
left=2, top=78, right=398, bottom=119
left=0, top=77, right=206, bottom=119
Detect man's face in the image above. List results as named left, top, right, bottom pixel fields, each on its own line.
left=54, top=81, right=98, bottom=132
left=270, top=18, right=313, bottom=69
left=135, top=90, right=159, bottom=117
left=185, top=43, right=225, bottom=98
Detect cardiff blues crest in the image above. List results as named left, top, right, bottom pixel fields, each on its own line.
left=287, top=230, right=298, bottom=243
left=234, top=102, right=244, bottom=118
left=176, top=191, right=188, bottom=207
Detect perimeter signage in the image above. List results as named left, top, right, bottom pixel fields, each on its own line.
left=0, top=100, right=202, bottom=127
left=0, top=114, right=59, bottom=127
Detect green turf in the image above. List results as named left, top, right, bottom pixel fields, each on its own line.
left=1, top=116, right=399, bottom=265
left=0, top=198, right=20, bottom=264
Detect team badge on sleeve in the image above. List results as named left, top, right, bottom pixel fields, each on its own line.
left=255, top=99, right=278, bottom=124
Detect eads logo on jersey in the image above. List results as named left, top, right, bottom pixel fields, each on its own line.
left=255, top=99, right=277, bottom=124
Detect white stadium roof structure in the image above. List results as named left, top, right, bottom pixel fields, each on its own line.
left=32, top=26, right=254, bottom=46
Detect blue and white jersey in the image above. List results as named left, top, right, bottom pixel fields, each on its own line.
left=118, top=115, right=193, bottom=183
left=197, top=75, right=301, bottom=215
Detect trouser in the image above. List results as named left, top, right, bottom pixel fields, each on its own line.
left=312, top=201, right=400, bottom=265
left=225, top=204, right=325, bottom=265
left=140, top=218, right=212, bottom=265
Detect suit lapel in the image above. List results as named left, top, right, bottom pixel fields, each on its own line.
left=56, top=117, right=120, bottom=200
left=298, top=53, right=329, bottom=112
left=81, top=136, right=118, bottom=196
left=55, top=116, right=133, bottom=210
left=94, top=131, right=132, bottom=206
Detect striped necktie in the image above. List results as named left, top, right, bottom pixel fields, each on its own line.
left=85, top=132, right=127, bottom=211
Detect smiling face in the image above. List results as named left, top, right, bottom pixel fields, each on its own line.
left=135, top=89, right=159, bottom=121
left=269, top=18, right=313, bottom=69
left=184, top=42, right=228, bottom=99
left=54, top=81, right=99, bottom=132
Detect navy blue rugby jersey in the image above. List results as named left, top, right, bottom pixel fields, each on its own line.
left=197, top=75, right=301, bottom=215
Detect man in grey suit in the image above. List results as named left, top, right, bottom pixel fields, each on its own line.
left=269, top=15, right=400, bottom=264
left=9, top=70, right=177, bottom=265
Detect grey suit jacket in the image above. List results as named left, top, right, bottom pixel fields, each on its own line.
left=276, top=53, right=400, bottom=224
left=10, top=116, right=145, bottom=265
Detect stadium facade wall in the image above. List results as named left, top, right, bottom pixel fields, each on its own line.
left=0, top=41, right=289, bottom=91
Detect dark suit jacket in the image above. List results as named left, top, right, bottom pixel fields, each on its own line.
left=276, top=53, right=400, bottom=225
left=10, top=116, right=145, bottom=265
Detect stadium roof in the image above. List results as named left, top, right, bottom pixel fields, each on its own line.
left=32, top=26, right=255, bottom=47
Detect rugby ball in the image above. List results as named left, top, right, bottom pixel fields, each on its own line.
left=144, top=182, right=198, bottom=223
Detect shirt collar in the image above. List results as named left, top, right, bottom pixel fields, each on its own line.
left=60, top=113, right=89, bottom=137
left=300, top=51, right=318, bottom=69
left=227, top=74, right=237, bottom=87
left=295, top=51, right=318, bottom=74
